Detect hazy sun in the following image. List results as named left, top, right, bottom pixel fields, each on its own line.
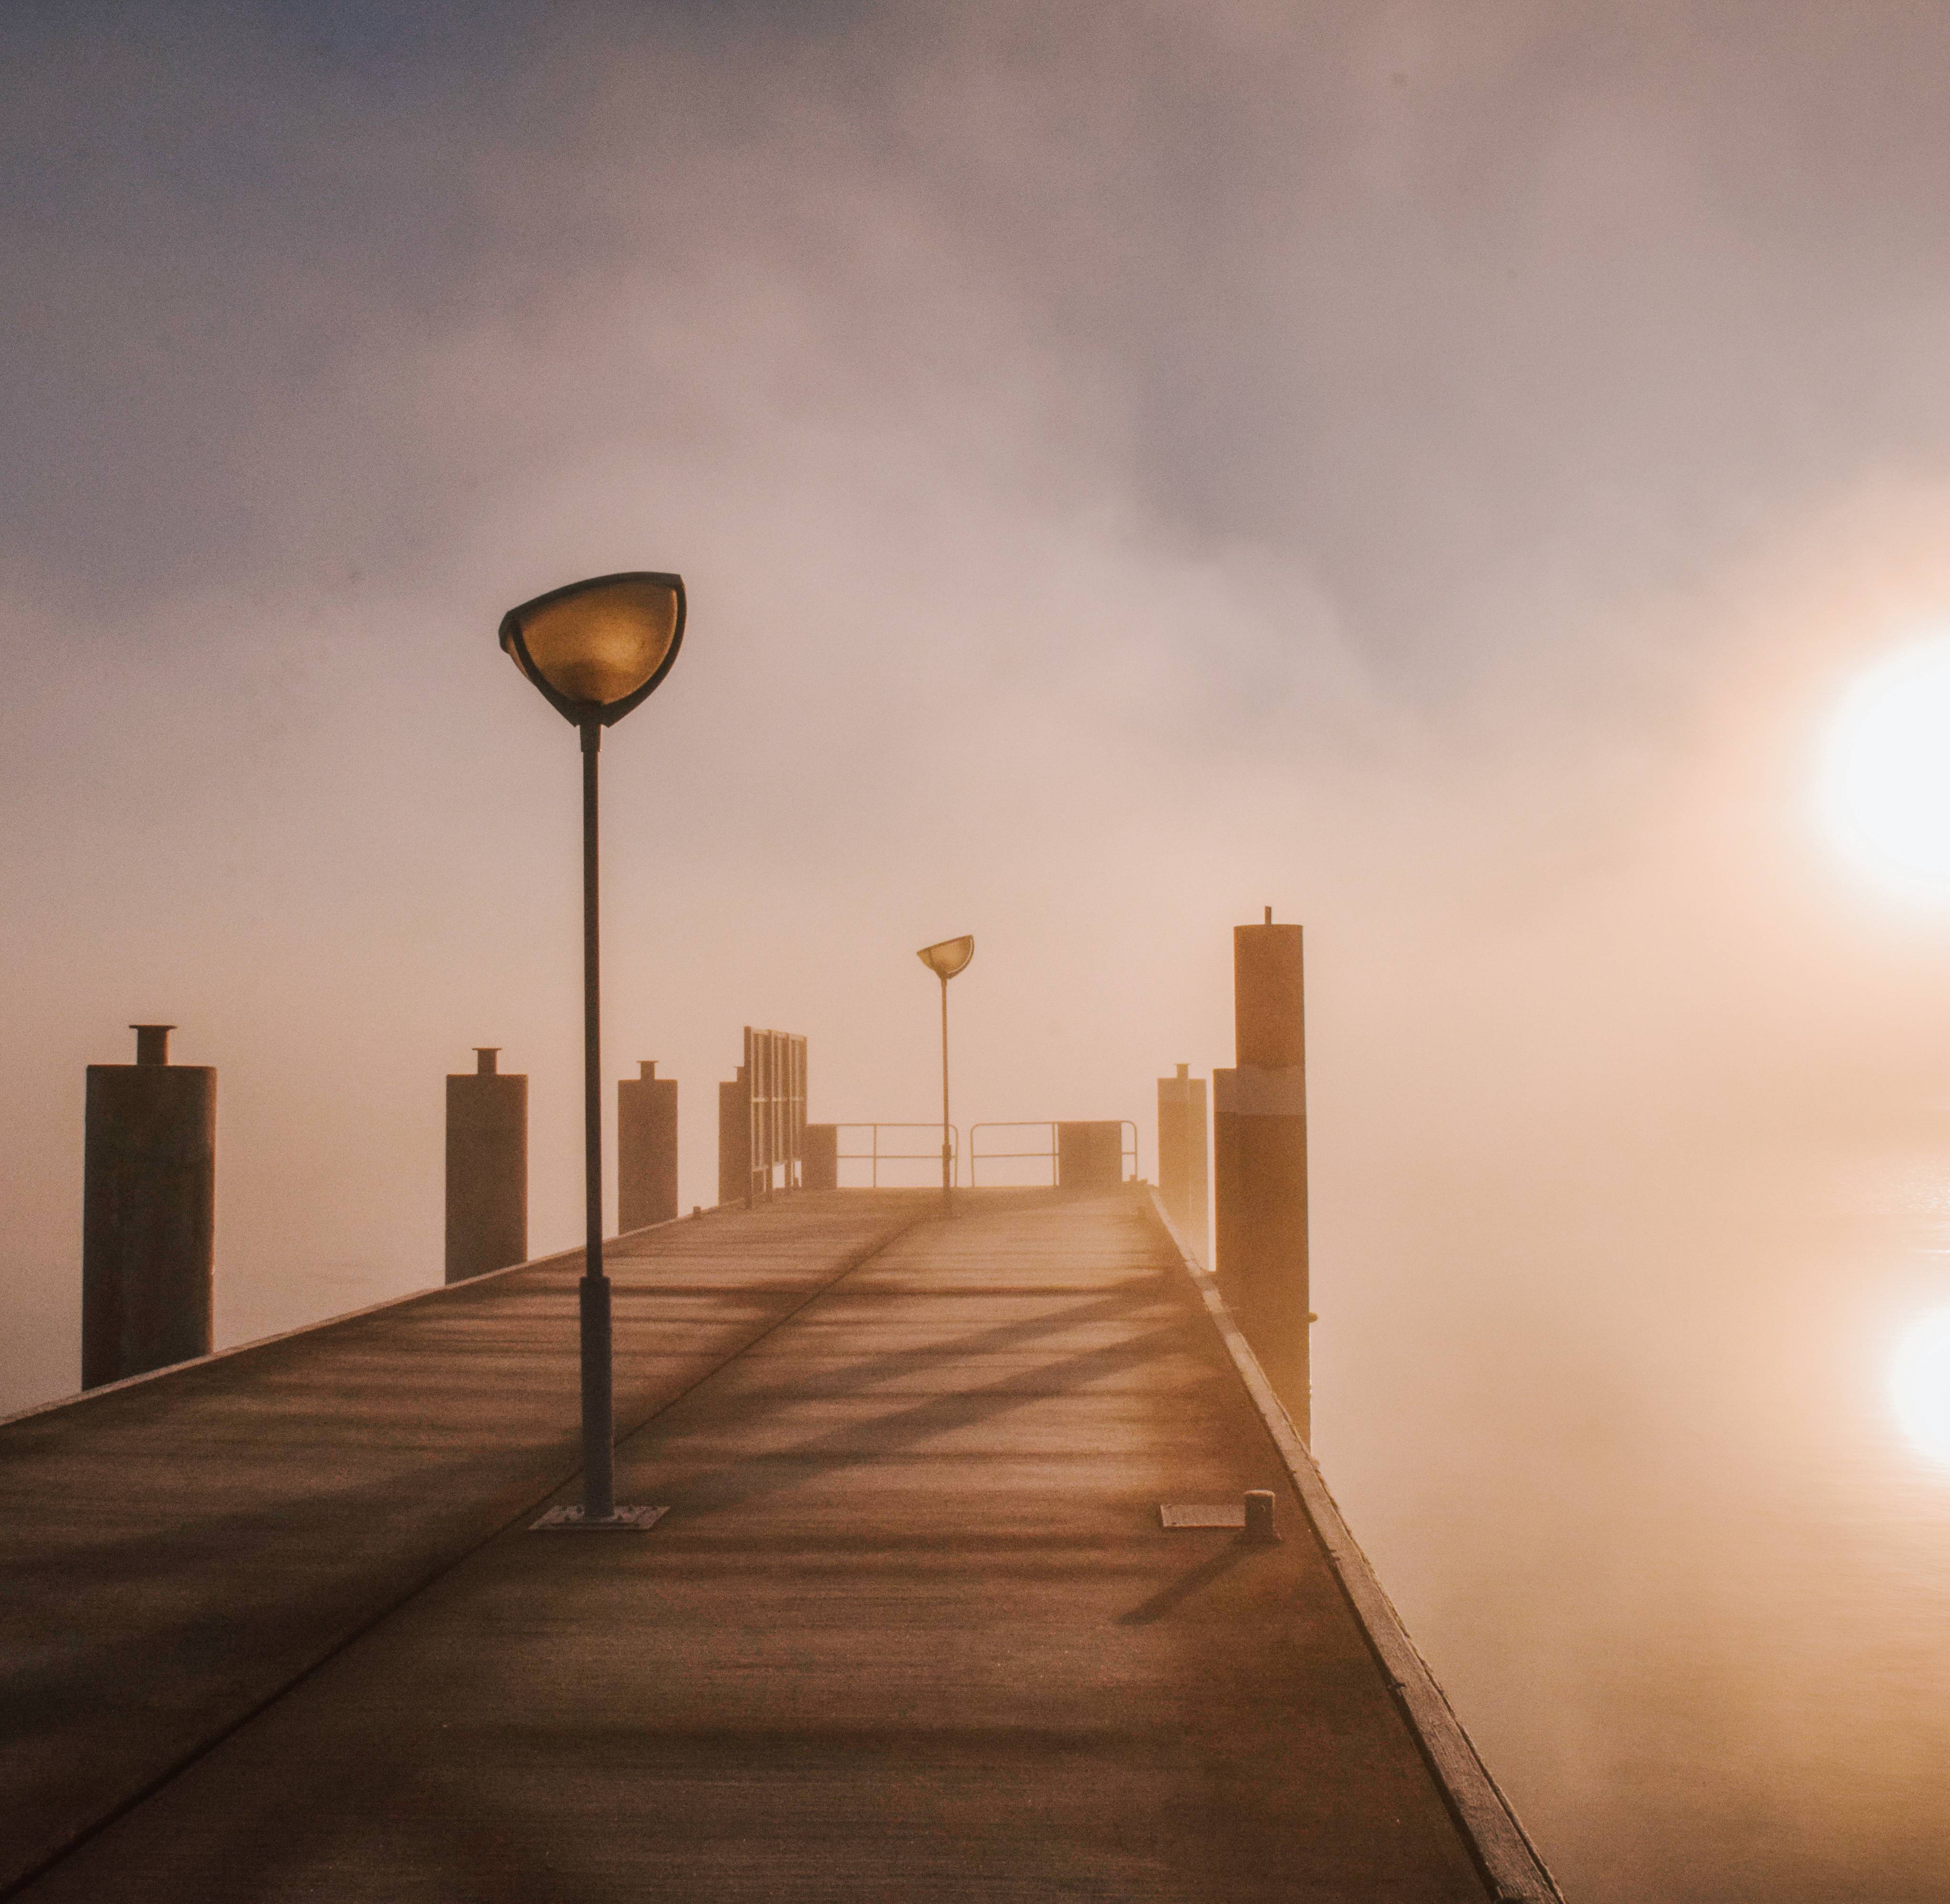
left=1818, top=633, right=1950, bottom=903
left=1892, top=1308, right=1950, bottom=1467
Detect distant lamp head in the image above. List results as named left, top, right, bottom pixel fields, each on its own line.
left=917, top=935, right=975, bottom=981
left=498, top=571, right=686, bottom=726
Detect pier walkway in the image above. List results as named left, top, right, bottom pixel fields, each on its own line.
left=0, top=1188, right=1557, bottom=1901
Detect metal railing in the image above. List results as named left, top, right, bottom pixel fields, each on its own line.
left=831, top=1122, right=960, bottom=1189
left=967, top=1121, right=1138, bottom=1188
left=745, top=1025, right=807, bottom=1205
left=719, top=1027, right=807, bottom=1209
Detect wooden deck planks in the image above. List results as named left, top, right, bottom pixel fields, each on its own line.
left=4, top=1187, right=1540, bottom=1902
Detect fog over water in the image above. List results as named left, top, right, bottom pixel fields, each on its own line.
left=7, top=5, right=1950, bottom=1896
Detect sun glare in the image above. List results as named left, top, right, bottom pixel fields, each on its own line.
left=1818, top=633, right=1950, bottom=903
left=1892, top=1308, right=1950, bottom=1467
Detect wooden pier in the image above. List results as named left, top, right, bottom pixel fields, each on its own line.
left=0, top=1187, right=1558, bottom=1901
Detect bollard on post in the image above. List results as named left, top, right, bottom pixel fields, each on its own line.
left=617, top=1060, right=678, bottom=1231
left=1214, top=908, right=1311, bottom=1438
left=82, top=1024, right=215, bottom=1388
left=1157, top=1062, right=1210, bottom=1259
left=445, top=1047, right=527, bottom=1283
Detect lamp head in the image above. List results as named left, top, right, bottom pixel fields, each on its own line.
left=498, top=571, right=686, bottom=726
left=916, top=935, right=974, bottom=981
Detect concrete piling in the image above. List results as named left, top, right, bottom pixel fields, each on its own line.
left=1214, top=911, right=1311, bottom=1438
left=617, top=1061, right=677, bottom=1232
left=1157, top=1062, right=1210, bottom=1259
left=445, top=1048, right=527, bottom=1284
left=82, top=1024, right=215, bottom=1388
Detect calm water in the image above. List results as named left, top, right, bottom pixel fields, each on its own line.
left=1324, top=1141, right=1950, bottom=1904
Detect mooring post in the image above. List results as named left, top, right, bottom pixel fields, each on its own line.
left=444, top=1047, right=528, bottom=1283
left=718, top=1062, right=750, bottom=1209
left=1157, top=1061, right=1210, bottom=1259
left=803, top=1123, right=839, bottom=1191
left=1055, top=1121, right=1124, bottom=1189
left=82, top=1024, right=215, bottom=1388
left=1213, top=909, right=1311, bottom=1438
left=617, top=1060, right=678, bottom=1231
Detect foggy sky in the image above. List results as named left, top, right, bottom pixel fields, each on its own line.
left=10, top=8, right=1950, bottom=1896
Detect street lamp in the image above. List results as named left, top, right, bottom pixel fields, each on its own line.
left=500, top=571, right=685, bottom=1529
left=916, top=935, right=974, bottom=1214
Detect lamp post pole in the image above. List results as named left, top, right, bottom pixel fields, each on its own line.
left=579, top=718, right=614, bottom=1520
left=498, top=569, right=685, bottom=1533
left=938, top=971, right=952, bottom=1216
left=915, top=936, right=974, bottom=1217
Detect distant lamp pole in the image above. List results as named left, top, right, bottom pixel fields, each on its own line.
left=916, top=935, right=974, bottom=1213
left=500, top=571, right=685, bottom=1528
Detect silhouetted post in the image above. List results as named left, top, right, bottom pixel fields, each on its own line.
left=445, top=1048, right=528, bottom=1283
left=1157, top=1063, right=1210, bottom=1259
left=617, top=1060, right=678, bottom=1231
left=82, top=1024, right=215, bottom=1388
left=803, top=1123, right=839, bottom=1191
left=718, top=1063, right=749, bottom=1209
left=1214, top=909, right=1310, bottom=1438
left=1056, top=1121, right=1124, bottom=1189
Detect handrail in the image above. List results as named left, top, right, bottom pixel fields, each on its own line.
left=968, top=1120, right=1055, bottom=1188
left=967, top=1120, right=1139, bottom=1187
left=829, top=1122, right=959, bottom=1189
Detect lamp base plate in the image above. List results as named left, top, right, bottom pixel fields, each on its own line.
left=531, top=1504, right=668, bottom=1533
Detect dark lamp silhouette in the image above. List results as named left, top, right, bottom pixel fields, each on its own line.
left=499, top=571, right=685, bottom=726
left=499, top=567, right=686, bottom=1531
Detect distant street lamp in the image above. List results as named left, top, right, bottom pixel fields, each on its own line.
left=916, top=935, right=974, bottom=1214
left=500, top=571, right=685, bottom=1528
